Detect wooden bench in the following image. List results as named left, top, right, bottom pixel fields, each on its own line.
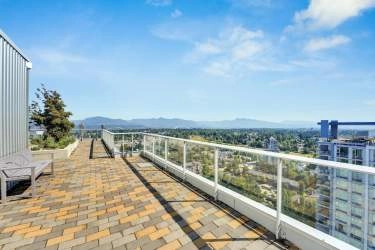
left=0, top=150, right=54, bottom=204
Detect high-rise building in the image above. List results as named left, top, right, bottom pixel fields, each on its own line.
left=317, top=120, right=375, bottom=249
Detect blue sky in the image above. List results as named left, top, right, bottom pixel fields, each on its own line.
left=1, top=0, right=374, bottom=122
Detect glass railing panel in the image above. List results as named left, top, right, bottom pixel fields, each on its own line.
left=144, top=135, right=153, bottom=153
left=167, top=139, right=183, bottom=166
left=113, top=134, right=123, bottom=152
left=70, top=129, right=102, bottom=139
left=121, top=134, right=134, bottom=154
left=218, top=150, right=277, bottom=209
left=154, top=137, right=166, bottom=158
left=132, top=133, right=143, bottom=153
left=185, top=142, right=214, bottom=181
left=282, top=160, right=320, bottom=228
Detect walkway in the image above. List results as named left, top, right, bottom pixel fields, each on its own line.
left=0, top=140, right=296, bottom=249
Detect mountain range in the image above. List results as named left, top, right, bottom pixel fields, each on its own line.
left=73, top=116, right=318, bottom=129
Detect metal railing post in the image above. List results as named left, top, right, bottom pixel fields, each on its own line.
left=143, top=135, right=146, bottom=153
left=122, top=134, right=124, bottom=157
left=165, top=139, right=168, bottom=161
left=214, top=148, right=219, bottom=200
left=276, top=158, right=283, bottom=239
left=183, top=142, right=187, bottom=182
left=152, top=138, right=155, bottom=162
left=31, top=167, right=36, bottom=198
left=131, top=133, right=134, bottom=156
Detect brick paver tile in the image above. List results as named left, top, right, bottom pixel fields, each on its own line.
left=2, top=223, right=31, bottom=233
left=46, top=233, right=75, bottom=246
left=14, top=225, right=41, bottom=235
left=112, top=234, right=136, bottom=248
left=157, top=239, right=181, bottom=250
left=135, top=226, right=156, bottom=239
left=86, top=229, right=110, bottom=242
left=149, top=227, right=170, bottom=240
left=63, top=225, right=86, bottom=235
left=24, top=228, right=52, bottom=238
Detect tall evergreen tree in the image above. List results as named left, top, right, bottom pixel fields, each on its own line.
left=30, top=85, right=74, bottom=141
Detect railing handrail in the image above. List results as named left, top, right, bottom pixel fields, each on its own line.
left=102, top=129, right=375, bottom=175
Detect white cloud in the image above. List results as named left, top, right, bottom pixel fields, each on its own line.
left=304, top=35, right=351, bottom=52
left=203, top=61, right=232, bottom=77
left=151, top=20, right=208, bottom=41
left=171, top=9, right=182, bottom=18
left=232, top=40, right=264, bottom=60
left=153, top=21, right=339, bottom=77
left=292, top=0, right=375, bottom=30
left=195, top=41, right=222, bottom=55
left=146, top=0, right=172, bottom=7
left=189, top=26, right=265, bottom=59
left=185, top=26, right=267, bottom=76
left=33, top=49, right=89, bottom=64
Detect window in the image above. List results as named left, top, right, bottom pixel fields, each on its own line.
left=336, top=200, right=348, bottom=212
left=336, top=179, right=348, bottom=190
left=337, top=147, right=349, bottom=158
left=336, top=189, right=349, bottom=201
left=352, top=172, right=363, bottom=183
left=351, top=205, right=363, bottom=218
left=335, top=221, right=347, bottom=234
left=352, top=183, right=364, bottom=194
left=352, top=149, right=363, bottom=160
left=370, top=149, right=375, bottom=166
left=336, top=169, right=349, bottom=179
left=351, top=193, right=363, bottom=205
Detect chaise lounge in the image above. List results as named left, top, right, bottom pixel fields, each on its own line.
left=0, top=150, right=54, bottom=204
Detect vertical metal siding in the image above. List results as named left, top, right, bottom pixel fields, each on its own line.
left=0, top=31, right=31, bottom=160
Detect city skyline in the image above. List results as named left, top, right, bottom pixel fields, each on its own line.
left=0, top=0, right=374, bottom=121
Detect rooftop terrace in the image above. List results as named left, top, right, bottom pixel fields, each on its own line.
left=0, top=140, right=293, bottom=250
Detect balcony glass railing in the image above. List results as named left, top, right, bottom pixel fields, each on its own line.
left=101, top=129, right=374, bottom=250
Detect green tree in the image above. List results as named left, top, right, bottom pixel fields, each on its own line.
left=30, top=85, right=74, bottom=142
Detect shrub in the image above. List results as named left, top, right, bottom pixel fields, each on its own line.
left=57, top=136, right=76, bottom=149
left=44, top=136, right=58, bottom=149
left=30, top=135, right=76, bottom=150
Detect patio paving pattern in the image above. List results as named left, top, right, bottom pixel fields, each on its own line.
left=0, top=140, right=297, bottom=249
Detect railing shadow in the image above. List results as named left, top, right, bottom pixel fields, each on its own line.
left=123, top=156, right=287, bottom=249
left=123, top=157, right=210, bottom=249
left=90, top=140, right=111, bottom=159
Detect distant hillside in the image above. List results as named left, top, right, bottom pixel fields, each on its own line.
left=201, top=118, right=290, bottom=129
left=73, top=116, right=143, bottom=129
left=73, top=116, right=318, bottom=129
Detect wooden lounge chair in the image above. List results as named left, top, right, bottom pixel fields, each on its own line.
left=0, top=150, right=54, bottom=204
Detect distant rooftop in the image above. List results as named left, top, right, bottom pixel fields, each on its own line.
left=318, top=120, right=375, bottom=141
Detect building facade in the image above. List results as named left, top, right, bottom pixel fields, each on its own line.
left=0, top=30, right=32, bottom=189
left=0, top=30, right=31, bottom=158
left=317, top=120, right=375, bottom=249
